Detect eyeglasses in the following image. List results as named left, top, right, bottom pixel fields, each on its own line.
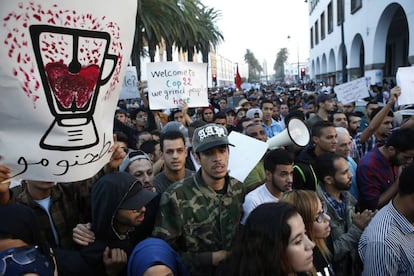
left=315, top=202, right=328, bottom=223
left=0, top=245, right=54, bottom=276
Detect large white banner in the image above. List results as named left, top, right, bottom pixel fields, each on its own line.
left=147, top=62, right=209, bottom=110
left=0, top=0, right=137, bottom=182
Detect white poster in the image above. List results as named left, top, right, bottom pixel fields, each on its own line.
left=147, top=62, right=209, bottom=109
left=0, top=0, right=137, bottom=182
left=396, top=66, right=414, bottom=106
left=119, top=66, right=140, bottom=100
left=228, top=131, right=268, bottom=182
left=334, top=77, right=370, bottom=104
left=365, top=69, right=383, bottom=86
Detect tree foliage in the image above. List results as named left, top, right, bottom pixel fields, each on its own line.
left=244, top=49, right=263, bottom=82
left=273, top=48, right=288, bottom=81
left=133, top=0, right=223, bottom=79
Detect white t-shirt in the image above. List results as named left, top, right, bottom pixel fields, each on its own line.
left=35, top=197, right=59, bottom=245
left=241, top=184, right=279, bottom=224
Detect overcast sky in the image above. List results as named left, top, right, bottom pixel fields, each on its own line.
left=201, top=0, right=310, bottom=72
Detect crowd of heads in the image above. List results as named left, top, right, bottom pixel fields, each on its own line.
left=2, top=79, right=414, bottom=275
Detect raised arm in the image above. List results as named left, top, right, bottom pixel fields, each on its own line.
left=359, top=86, right=400, bottom=143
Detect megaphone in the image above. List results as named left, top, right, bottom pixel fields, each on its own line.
left=267, top=118, right=310, bottom=149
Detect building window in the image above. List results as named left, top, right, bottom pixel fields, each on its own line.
left=320, top=12, right=326, bottom=40
left=310, top=27, right=314, bottom=48
left=328, top=1, right=333, bottom=34
left=337, top=0, right=344, bottom=25
left=351, top=0, right=362, bottom=14
left=315, top=21, right=319, bottom=45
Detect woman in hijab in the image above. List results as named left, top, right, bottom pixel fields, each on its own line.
left=127, top=237, right=189, bottom=276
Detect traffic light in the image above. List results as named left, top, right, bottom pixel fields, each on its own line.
left=300, top=68, right=306, bottom=79
left=212, top=74, right=217, bottom=86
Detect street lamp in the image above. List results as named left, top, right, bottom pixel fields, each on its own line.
left=287, top=35, right=300, bottom=83
left=340, top=0, right=347, bottom=83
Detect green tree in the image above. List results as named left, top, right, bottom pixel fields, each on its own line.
left=273, top=48, right=288, bottom=81
left=132, top=0, right=223, bottom=79
left=244, top=49, right=262, bottom=82
left=195, top=5, right=223, bottom=63
left=133, top=0, right=181, bottom=80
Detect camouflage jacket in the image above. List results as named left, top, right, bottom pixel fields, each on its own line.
left=152, top=170, right=245, bottom=276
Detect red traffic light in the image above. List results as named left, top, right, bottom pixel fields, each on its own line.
left=300, top=68, right=306, bottom=80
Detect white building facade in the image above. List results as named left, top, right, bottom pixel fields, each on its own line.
left=308, top=0, right=414, bottom=85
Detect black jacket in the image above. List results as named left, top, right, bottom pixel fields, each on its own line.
left=293, top=144, right=318, bottom=190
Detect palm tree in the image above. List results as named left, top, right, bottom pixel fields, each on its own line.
left=133, top=0, right=181, bottom=79
left=244, top=49, right=262, bottom=82
left=195, top=4, right=223, bottom=63
left=133, top=0, right=223, bottom=78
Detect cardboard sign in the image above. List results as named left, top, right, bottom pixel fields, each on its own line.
left=0, top=0, right=137, bottom=182
left=228, top=131, right=268, bottom=182
left=334, top=77, right=369, bottom=104
left=119, top=66, right=140, bottom=100
left=396, top=66, right=414, bottom=106
left=147, top=62, right=209, bottom=109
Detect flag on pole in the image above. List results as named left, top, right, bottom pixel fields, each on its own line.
left=235, top=64, right=242, bottom=90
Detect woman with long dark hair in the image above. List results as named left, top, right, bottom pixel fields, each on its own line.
left=221, top=202, right=315, bottom=276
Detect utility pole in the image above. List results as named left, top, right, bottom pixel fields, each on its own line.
left=340, top=0, right=347, bottom=83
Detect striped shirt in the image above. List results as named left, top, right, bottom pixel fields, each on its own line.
left=358, top=201, right=414, bottom=275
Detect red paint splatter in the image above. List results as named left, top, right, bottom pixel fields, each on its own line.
left=33, top=14, right=41, bottom=21
left=4, top=2, right=124, bottom=104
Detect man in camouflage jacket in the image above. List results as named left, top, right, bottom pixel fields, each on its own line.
left=152, top=123, right=245, bottom=275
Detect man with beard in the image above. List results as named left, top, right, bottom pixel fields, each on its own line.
left=241, top=149, right=294, bottom=224
left=346, top=112, right=361, bottom=138
left=331, top=111, right=348, bottom=129
left=315, top=153, right=375, bottom=276
left=152, top=124, right=245, bottom=276
left=357, top=127, right=414, bottom=211
left=154, top=130, right=194, bottom=193
left=83, top=172, right=157, bottom=275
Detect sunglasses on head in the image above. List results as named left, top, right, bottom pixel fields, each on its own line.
left=0, top=245, right=54, bottom=276
left=128, top=150, right=151, bottom=162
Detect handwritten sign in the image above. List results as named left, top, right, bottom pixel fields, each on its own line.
left=147, top=62, right=209, bottom=109
left=119, top=66, right=140, bottom=100
left=396, top=66, right=414, bottom=106
left=334, top=77, right=369, bottom=104
left=0, top=0, right=137, bottom=182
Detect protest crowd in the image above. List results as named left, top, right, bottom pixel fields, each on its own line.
left=2, top=80, right=414, bottom=276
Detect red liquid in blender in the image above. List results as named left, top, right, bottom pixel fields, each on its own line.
left=45, top=61, right=100, bottom=109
